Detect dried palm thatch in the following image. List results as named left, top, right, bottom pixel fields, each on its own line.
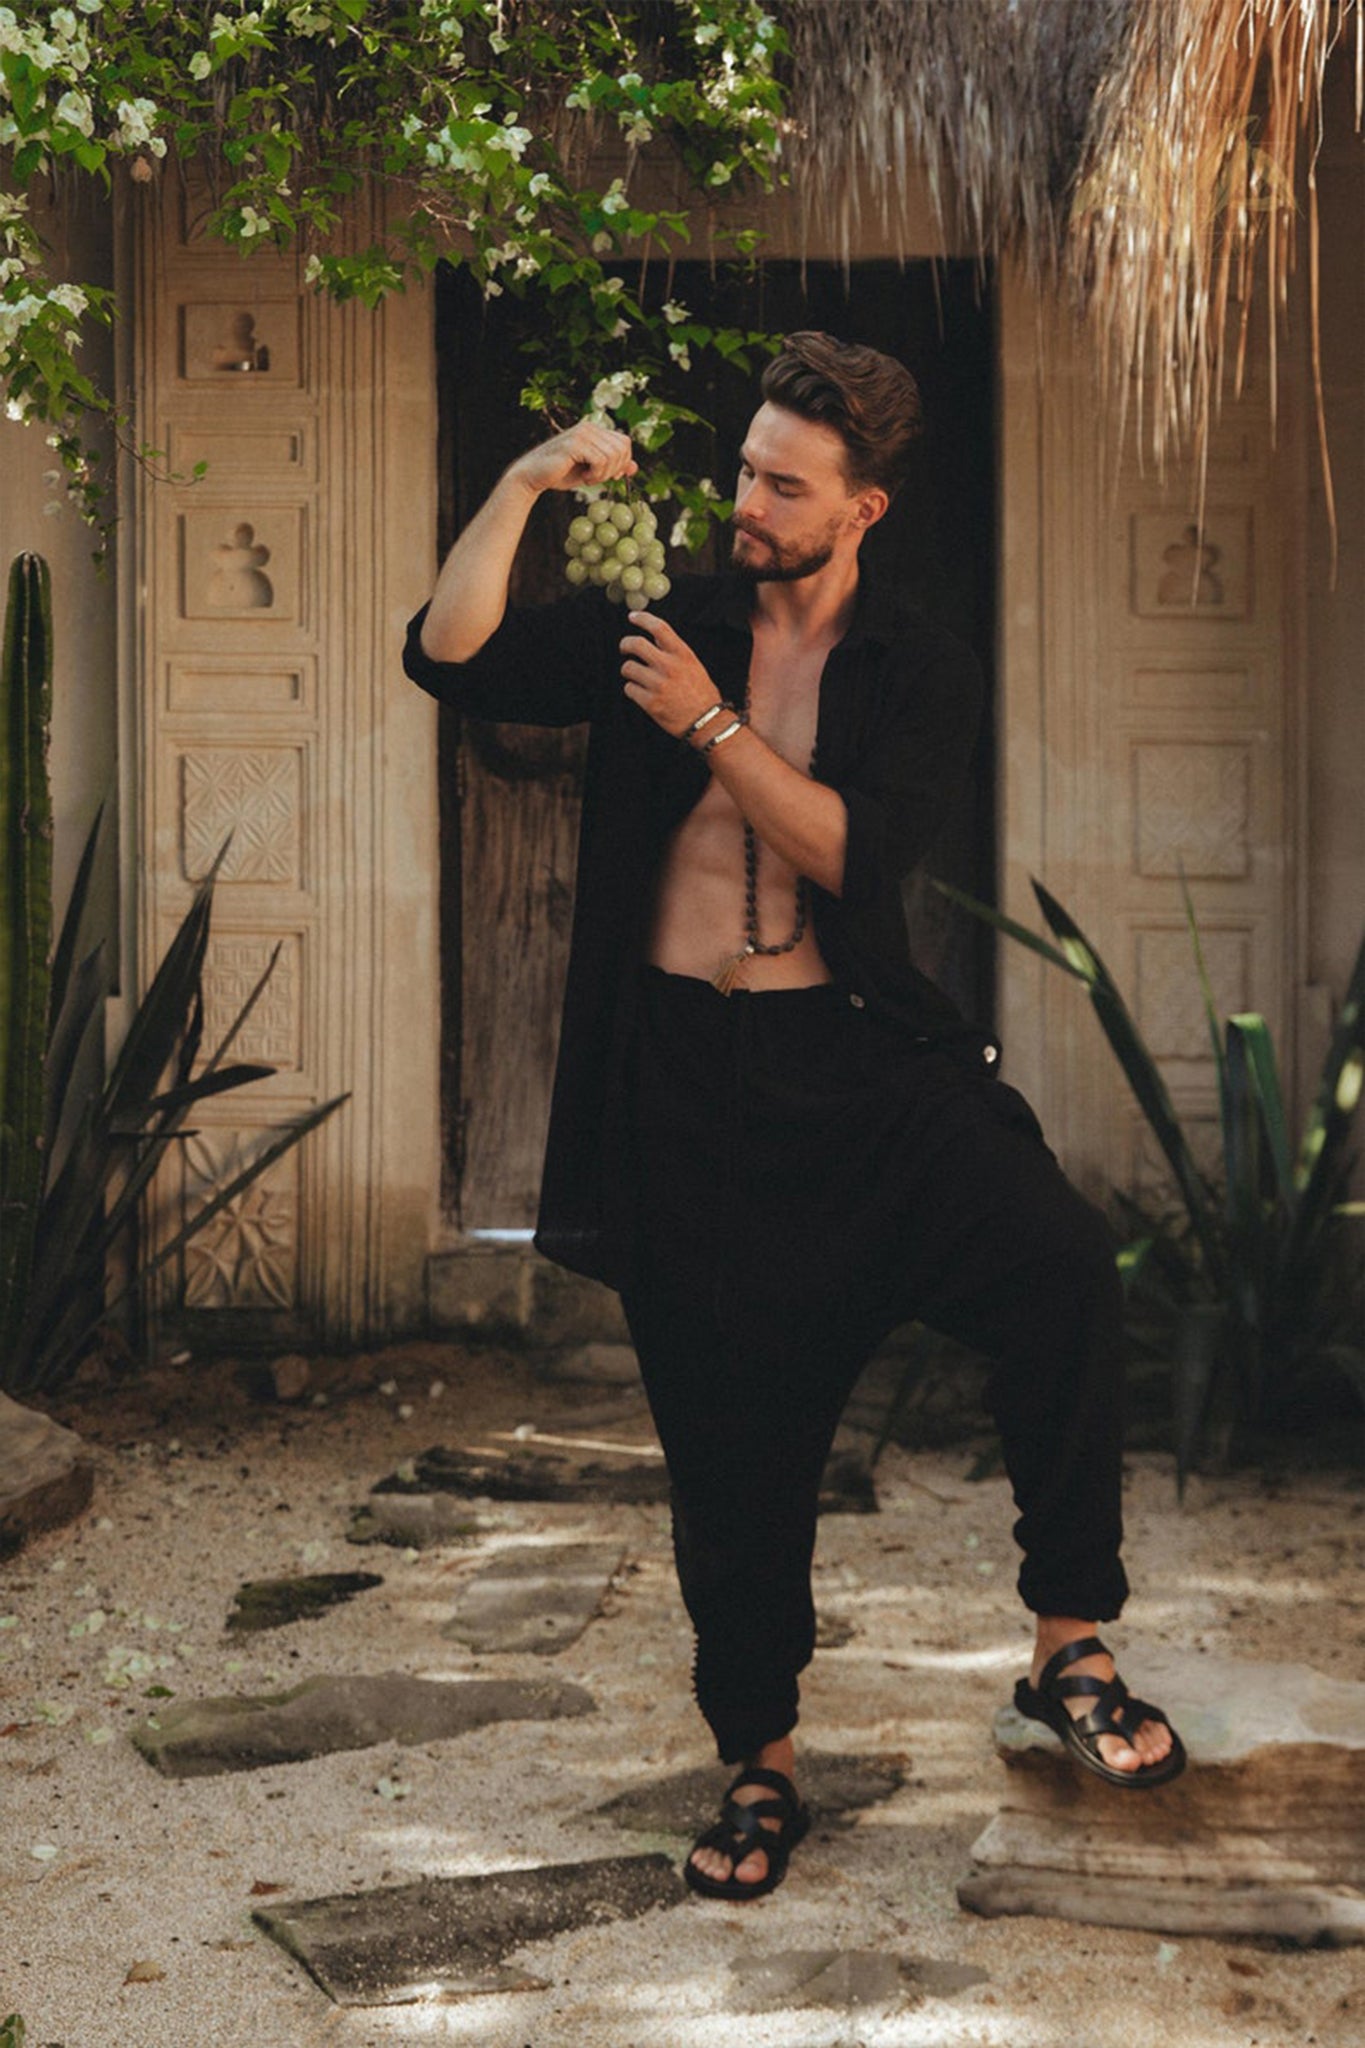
left=781, top=0, right=1362, bottom=566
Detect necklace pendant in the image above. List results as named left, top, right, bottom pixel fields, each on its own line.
left=712, top=951, right=749, bottom=997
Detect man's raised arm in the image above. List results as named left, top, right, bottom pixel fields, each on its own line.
left=418, top=421, right=637, bottom=663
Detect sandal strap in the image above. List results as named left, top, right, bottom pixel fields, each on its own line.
left=1036, top=1634, right=1109, bottom=1694
left=697, top=1790, right=800, bottom=1858
left=724, top=1765, right=800, bottom=1814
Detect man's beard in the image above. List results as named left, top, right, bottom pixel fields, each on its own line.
left=731, top=523, right=836, bottom=583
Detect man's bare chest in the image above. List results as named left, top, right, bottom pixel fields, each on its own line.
left=744, top=636, right=825, bottom=770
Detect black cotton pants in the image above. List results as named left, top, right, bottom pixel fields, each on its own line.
left=619, top=965, right=1129, bottom=1765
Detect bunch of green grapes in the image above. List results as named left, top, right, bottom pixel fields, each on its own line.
left=563, top=495, right=671, bottom=605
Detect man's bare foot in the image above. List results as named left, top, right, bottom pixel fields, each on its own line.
left=689, top=1735, right=795, bottom=1888
left=1032, top=1618, right=1174, bottom=1773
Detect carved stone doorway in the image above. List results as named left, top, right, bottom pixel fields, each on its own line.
left=434, top=260, right=997, bottom=1233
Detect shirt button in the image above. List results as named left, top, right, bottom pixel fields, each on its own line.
left=849, top=993, right=866, bottom=1009
left=983, top=1043, right=999, bottom=1065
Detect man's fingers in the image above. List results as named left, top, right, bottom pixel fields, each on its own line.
left=536, top=422, right=635, bottom=491
left=569, top=423, right=635, bottom=479
left=618, top=632, right=661, bottom=662
left=626, top=608, right=678, bottom=647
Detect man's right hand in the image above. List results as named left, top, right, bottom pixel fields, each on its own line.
left=421, top=422, right=637, bottom=664
left=509, top=420, right=638, bottom=497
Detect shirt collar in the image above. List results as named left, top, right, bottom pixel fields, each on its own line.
left=689, top=563, right=903, bottom=649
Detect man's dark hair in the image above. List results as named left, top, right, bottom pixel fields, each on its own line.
left=759, top=331, right=924, bottom=498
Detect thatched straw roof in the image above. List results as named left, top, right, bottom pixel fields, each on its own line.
left=780, top=0, right=1362, bottom=559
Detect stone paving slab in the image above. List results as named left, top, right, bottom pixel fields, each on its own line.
left=253, top=1853, right=685, bottom=2005
left=226, top=1570, right=384, bottom=1633
left=726, top=1949, right=992, bottom=2015
left=442, top=1540, right=624, bottom=1654
left=961, top=1646, right=1365, bottom=1943
left=131, top=1672, right=595, bottom=1778
left=377, top=1441, right=669, bottom=1506
left=375, top=1440, right=876, bottom=1514
left=0, top=1391, right=94, bottom=1558
left=346, top=1493, right=487, bottom=1549
left=597, top=1750, right=906, bottom=1834
left=728, top=1949, right=903, bottom=2013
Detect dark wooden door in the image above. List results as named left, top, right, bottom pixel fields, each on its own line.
left=436, top=260, right=995, bottom=1231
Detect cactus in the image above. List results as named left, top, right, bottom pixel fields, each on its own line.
left=0, top=553, right=55, bottom=1373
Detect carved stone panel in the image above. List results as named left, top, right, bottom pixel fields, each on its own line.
left=180, top=301, right=302, bottom=387
left=179, top=745, right=305, bottom=887
left=166, top=657, right=313, bottom=716
left=1126, top=665, right=1256, bottom=712
left=179, top=508, right=304, bottom=626
left=179, top=1129, right=299, bottom=1310
left=199, top=930, right=306, bottom=1073
left=1129, top=508, right=1252, bottom=619
left=1135, top=926, right=1252, bottom=1060
left=1133, top=743, right=1252, bottom=879
left=167, top=421, right=312, bottom=483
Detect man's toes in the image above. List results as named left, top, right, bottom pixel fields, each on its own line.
left=1100, top=1736, right=1142, bottom=1771
left=1137, top=1720, right=1172, bottom=1763
left=689, top=1843, right=770, bottom=1886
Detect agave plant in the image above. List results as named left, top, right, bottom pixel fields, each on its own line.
left=938, top=876, right=1365, bottom=1491
left=6, top=811, right=350, bottom=1396
left=1, top=553, right=347, bottom=1396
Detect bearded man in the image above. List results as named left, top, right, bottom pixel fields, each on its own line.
left=404, top=331, right=1184, bottom=1902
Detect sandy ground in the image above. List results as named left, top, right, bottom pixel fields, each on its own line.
left=3, top=1340, right=1363, bottom=2048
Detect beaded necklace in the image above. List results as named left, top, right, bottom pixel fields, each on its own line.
left=712, top=715, right=819, bottom=995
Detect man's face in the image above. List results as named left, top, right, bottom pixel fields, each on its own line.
left=730, top=402, right=880, bottom=582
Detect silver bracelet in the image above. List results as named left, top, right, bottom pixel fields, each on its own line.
left=702, top=717, right=744, bottom=755
left=684, top=701, right=727, bottom=740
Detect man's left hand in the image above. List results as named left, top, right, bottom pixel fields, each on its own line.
left=619, top=611, right=723, bottom=738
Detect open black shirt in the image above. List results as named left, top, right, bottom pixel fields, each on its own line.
left=403, top=570, right=993, bottom=1288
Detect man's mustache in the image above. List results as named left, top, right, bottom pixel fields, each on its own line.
left=732, top=520, right=776, bottom=546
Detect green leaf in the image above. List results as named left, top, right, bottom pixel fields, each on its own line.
left=1180, top=868, right=1227, bottom=1086
left=48, top=804, right=103, bottom=1034
left=137, top=1064, right=277, bottom=1120
left=930, top=880, right=1084, bottom=980
left=101, top=860, right=216, bottom=1124
left=1228, top=1012, right=1293, bottom=1206
left=99, top=1096, right=352, bottom=1326
left=1030, top=881, right=1224, bottom=1285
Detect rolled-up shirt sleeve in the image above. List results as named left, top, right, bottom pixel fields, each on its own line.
left=827, top=634, right=984, bottom=909
left=402, top=588, right=617, bottom=727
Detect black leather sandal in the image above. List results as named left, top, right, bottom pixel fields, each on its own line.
left=1014, top=1635, right=1187, bottom=1789
left=683, top=1765, right=811, bottom=1900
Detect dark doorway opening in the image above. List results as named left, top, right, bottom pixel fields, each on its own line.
left=434, top=258, right=996, bottom=1232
